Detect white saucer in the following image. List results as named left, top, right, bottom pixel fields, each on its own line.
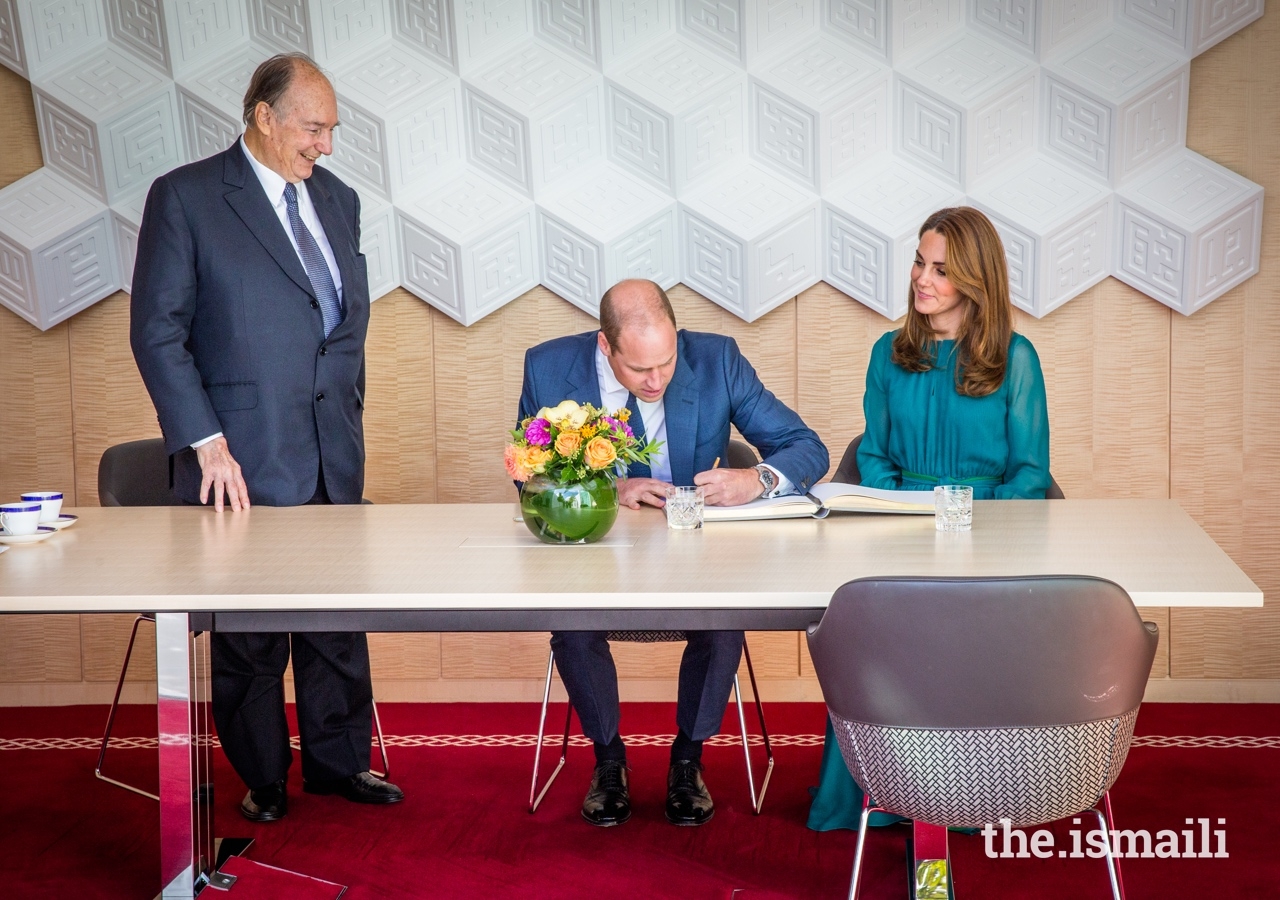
left=0, top=545, right=8, bottom=555
left=46, top=514, right=78, bottom=530
left=0, top=526, right=59, bottom=545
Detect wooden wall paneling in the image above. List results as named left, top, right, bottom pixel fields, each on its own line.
left=1170, top=10, right=1280, bottom=679
left=66, top=294, right=162, bottom=506
left=431, top=287, right=596, bottom=503
left=742, top=631, right=801, bottom=679
left=368, top=633, right=441, bottom=680
left=80, top=613, right=156, bottom=682
left=0, top=315, right=76, bottom=502
left=794, top=283, right=898, bottom=481
left=0, top=616, right=82, bottom=681
left=363, top=290, right=438, bottom=504
left=440, top=632, right=554, bottom=679
left=0, top=66, right=40, bottom=185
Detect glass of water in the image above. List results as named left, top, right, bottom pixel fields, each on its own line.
left=934, top=485, right=973, bottom=532
left=665, top=485, right=705, bottom=530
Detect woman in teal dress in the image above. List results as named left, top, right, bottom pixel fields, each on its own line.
left=808, top=206, right=1051, bottom=831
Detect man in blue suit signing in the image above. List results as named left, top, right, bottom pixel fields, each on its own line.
left=518, top=279, right=828, bottom=827
left=131, top=53, right=402, bottom=822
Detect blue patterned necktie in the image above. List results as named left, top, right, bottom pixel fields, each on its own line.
left=625, top=393, right=651, bottom=479
left=283, top=182, right=342, bottom=338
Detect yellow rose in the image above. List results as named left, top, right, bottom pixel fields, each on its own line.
left=538, top=399, right=589, bottom=431
left=583, top=436, right=618, bottom=470
left=554, top=431, right=582, bottom=457
left=525, top=446, right=553, bottom=474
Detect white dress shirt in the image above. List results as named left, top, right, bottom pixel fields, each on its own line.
left=193, top=139, right=347, bottom=450
left=592, top=343, right=793, bottom=496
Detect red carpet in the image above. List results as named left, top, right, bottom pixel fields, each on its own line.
left=0, top=702, right=1276, bottom=898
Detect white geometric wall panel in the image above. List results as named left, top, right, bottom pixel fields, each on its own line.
left=537, top=162, right=678, bottom=316
left=1114, top=148, right=1264, bottom=315
left=894, top=32, right=1038, bottom=189
left=969, top=156, right=1113, bottom=317
left=823, top=156, right=965, bottom=319
left=604, top=36, right=746, bottom=195
left=1041, top=24, right=1189, bottom=186
left=680, top=162, right=820, bottom=321
left=0, top=169, right=119, bottom=329
left=0, top=0, right=1267, bottom=332
left=395, top=167, right=538, bottom=324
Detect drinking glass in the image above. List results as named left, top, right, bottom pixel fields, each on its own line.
left=934, top=485, right=973, bottom=532
left=665, top=486, right=705, bottom=530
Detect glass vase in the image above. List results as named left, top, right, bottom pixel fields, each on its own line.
left=519, top=473, right=619, bottom=544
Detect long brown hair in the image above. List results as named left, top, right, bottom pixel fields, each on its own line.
left=891, top=207, right=1013, bottom=398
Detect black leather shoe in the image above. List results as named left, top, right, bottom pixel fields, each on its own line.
left=303, top=771, right=404, bottom=804
left=581, top=759, right=630, bottom=827
left=240, top=780, right=287, bottom=822
left=665, top=759, right=714, bottom=826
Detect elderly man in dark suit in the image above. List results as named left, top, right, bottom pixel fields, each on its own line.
left=518, top=279, right=828, bottom=828
left=130, top=53, right=402, bottom=822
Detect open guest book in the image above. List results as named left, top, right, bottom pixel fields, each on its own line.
left=704, top=482, right=936, bottom=522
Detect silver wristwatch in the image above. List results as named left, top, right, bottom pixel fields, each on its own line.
left=754, top=464, right=778, bottom=498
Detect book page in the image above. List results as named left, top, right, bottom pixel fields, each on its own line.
left=807, top=482, right=935, bottom=514
left=703, top=494, right=822, bottom=522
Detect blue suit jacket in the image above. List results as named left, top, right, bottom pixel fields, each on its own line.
left=130, top=143, right=370, bottom=506
left=518, top=330, right=828, bottom=491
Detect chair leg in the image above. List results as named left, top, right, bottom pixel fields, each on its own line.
left=741, top=639, right=774, bottom=814
left=732, top=674, right=757, bottom=812
left=95, top=614, right=159, bottom=801
left=529, top=648, right=572, bottom=813
left=849, top=793, right=887, bottom=900
left=369, top=697, right=390, bottom=780
left=1091, top=793, right=1127, bottom=900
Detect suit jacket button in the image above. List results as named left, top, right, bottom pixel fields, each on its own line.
left=310, top=300, right=320, bottom=309
left=319, top=347, right=327, bottom=356
left=316, top=393, right=325, bottom=402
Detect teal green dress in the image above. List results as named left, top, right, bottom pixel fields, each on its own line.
left=807, top=330, right=1051, bottom=832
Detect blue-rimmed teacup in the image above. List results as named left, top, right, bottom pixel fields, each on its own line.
left=0, top=501, right=44, bottom=536
left=20, top=491, right=63, bottom=523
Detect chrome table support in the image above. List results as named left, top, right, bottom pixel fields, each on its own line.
left=156, top=613, right=214, bottom=899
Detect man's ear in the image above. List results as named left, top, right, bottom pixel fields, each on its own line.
left=597, top=330, right=611, bottom=357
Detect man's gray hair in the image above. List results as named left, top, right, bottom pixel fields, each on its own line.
left=242, top=52, right=324, bottom=127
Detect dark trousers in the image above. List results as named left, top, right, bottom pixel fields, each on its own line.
left=549, top=630, right=745, bottom=745
left=211, top=631, right=373, bottom=787
left=205, top=473, right=374, bottom=789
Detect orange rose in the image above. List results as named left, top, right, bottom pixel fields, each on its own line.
left=504, top=444, right=532, bottom=482
left=583, top=436, right=617, bottom=470
left=555, top=431, right=583, bottom=457
left=525, top=447, right=553, bottom=474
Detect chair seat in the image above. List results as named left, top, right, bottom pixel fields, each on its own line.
left=605, top=630, right=686, bottom=643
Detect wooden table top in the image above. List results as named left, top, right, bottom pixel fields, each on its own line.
left=0, top=500, right=1260, bottom=614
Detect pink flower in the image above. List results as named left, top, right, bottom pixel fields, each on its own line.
left=602, top=416, right=633, bottom=439
left=524, top=418, right=552, bottom=446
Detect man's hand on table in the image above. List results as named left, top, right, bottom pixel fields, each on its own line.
left=619, top=477, right=673, bottom=509
left=694, top=467, right=765, bottom=507
left=195, top=437, right=250, bottom=512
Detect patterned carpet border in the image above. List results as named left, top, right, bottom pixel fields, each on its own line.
left=2, top=734, right=1279, bottom=751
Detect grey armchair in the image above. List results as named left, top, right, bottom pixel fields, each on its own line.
left=807, top=575, right=1158, bottom=900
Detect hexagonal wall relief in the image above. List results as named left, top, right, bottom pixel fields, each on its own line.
left=0, top=0, right=1265, bottom=331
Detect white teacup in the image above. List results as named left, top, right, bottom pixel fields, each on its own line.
left=0, top=501, right=44, bottom=536
left=21, top=491, right=63, bottom=523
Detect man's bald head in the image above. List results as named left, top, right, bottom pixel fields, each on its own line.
left=599, top=279, right=677, bottom=355
left=597, top=280, right=679, bottom=403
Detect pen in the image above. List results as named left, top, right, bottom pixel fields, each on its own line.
left=712, top=457, right=720, bottom=469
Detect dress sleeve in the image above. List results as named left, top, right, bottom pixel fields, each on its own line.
left=856, top=333, right=901, bottom=489
left=996, top=335, right=1051, bottom=499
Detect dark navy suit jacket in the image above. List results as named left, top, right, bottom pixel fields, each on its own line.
left=130, top=143, right=370, bottom=506
left=518, top=330, right=829, bottom=491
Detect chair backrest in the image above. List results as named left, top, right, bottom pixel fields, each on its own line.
left=98, top=439, right=183, bottom=507
left=831, top=434, right=862, bottom=485
left=808, top=576, right=1158, bottom=827
left=808, top=575, right=1157, bottom=729
left=832, top=431, right=1066, bottom=498
left=724, top=439, right=759, bottom=469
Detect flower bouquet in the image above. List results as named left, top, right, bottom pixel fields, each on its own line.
left=507, top=400, right=661, bottom=543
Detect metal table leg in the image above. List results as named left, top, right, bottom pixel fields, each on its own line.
left=156, top=613, right=215, bottom=899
